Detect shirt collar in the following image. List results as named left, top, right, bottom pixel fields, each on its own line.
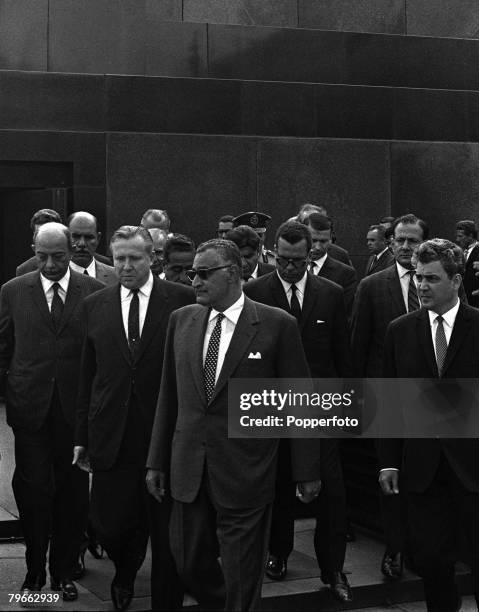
left=120, top=271, right=154, bottom=300
left=428, top=298, right=460, bottom=329
left=396, top=261, right=415, bottom=279
left=377, top=247, right=389, bottom=259
left=311, top=253, right=328, bottom=268
left=40, top=267, right=71, bottom=294
left=70, top=257, right=96, bottom=277
left=209, top=293, right=245, bottom=325
left=250, top=264, right=259, bottom=280
left=276, top=270, right=307, bottom=295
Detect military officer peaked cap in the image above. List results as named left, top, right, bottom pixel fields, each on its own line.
left=233, top=211, right=271, bottom=233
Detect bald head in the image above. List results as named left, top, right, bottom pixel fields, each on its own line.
left=35, top=222, right=72, bottom=281
left=68, top=211, right=101, bottom=268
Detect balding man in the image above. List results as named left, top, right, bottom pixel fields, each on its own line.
left=0, top=223, right=103, bottom=600
left=68, top=212, right=116, bottom=285
left=141, top=209, right=171, bottom=231
left=148, top=228, right=169, bottom=277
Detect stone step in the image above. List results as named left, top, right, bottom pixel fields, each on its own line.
left=2, top=70, right=478, bottom=143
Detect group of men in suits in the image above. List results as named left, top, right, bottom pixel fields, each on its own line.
left=3, top=201, right=479, bottom=612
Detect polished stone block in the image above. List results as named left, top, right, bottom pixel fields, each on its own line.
left=145, top=21, right=207, bottom=77
left=183, top=0, right=297, bottom=27
left=299, top=0, right=405, bottom=34
left=390, top=142, right=479, bottom=237
left=256, top=139, right=390, bottom=256
left=314, top=84, right=394, bottom=140
left=106, top=133, right=257, bottom=242
left=49, top=0, right=145, bottom=75
left=393, top=88, right=468, bottom=142
left=0, top=72, right=105, bottom=132
left=208, top=24, right=346, bottom=83
left=406, top=0, right=479, bottom=38
left=146, top=0, right=181, bottom=21
left=345, top=33, right=467, bottom=91
left=0, top=0, right=48, bottom=71
left=106, top=75, right=241, bottom=134
left=0, top=131, right=106, bottom=187
left=241, top=81, right=315, bottom=137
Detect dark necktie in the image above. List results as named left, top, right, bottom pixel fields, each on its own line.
left=368, top=256, right=377, bottom=274
left=128, top=289, right=140, bottom=355
left=435, top=315, right=447, bottom=376
left=310, top=262, right=317, bottom=275
left=407, top=270, right=420, bottom=312
left=83, top=269, right=89, bottom=276
left=51, top=282, right=64, bottom=329
left=204, top=313, right=225, bottom=402
left=290, top=284, right=302, bottom=322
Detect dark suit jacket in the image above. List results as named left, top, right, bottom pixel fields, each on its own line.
left=244, top=272, right=352, bottom=377
left=364, top=249, right=395, bottom=277
left=351, top=264, right=406, bottom=377
left=462, top=243, right=479, bottom=308
left=75, top=277, right=195, bottom=471
left=257, top=262, right=275, bottom=277
left=0, top=270, right=104, bottom=430
left=315, top=255, right=358, bottom=319
left=378, top=304, right=479, bottom=493
left=146, top=297, right=321, bottom=508
left=328, top=243, right=353, bottom=268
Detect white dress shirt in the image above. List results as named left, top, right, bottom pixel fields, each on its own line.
left=70, top=258, right=96, bottom=277
left=202, top=293, right=245, bottom=385
left=396, top=262, right=419, bottom=312
left=464, top=241, right=478, bottom=262
left=120, top=272, right=154, bottom=340
left=309, top=254, right=327, bottom=275
left=427, top=298, right=460, bottom=359
left=277, top=271, right=307, bottom=309
left=40, top=268, right=70, bottom=310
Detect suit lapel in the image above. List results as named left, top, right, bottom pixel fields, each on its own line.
left=388, top=266, right=406, bottom=316
left=270, top=272, right=291, bottom=312
left=134, top=278, right=168, bottom=363
left=210, top=298, right=259, bottom=404
left=300, top=274, right=316, bottom=331
left=189, top=306, right=210, bottom=405
left=416, top=309, right=438, bottom=376
left=442, top=304, right=470, bottom=376
left=57, top=272, right=81, bottom=335
left=30, top=273, right=55, bottom=332
left=107, top=285, right=132, bottom=365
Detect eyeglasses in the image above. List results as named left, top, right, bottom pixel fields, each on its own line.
left=275, top=256, right=308, bottom=269
left=186, top=264, right=231, bottom=282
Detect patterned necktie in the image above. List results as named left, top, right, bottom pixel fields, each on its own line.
left=51, top=282, right=64, bottom=329
left=128, top=289, right=140, bottom=355
left=309, top=262, right=317, bottom=275
left=204, top=313, right=225, bottom=402
left=407, top=270, right=420, bottom=312
left=290, top=284, right=302, bottom=322
left=435, top=315, right=447, bottom=376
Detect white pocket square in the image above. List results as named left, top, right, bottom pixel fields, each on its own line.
left=248, top=352, right=262, bottom=359
left=316, top=320, right=325, bottom=324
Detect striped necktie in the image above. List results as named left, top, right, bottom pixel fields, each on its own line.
left=407, top=270, right=420, bottom=312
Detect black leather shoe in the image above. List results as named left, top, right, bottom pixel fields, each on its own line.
left=265, top=555, right=287, bottom=581
left=381, top=551, right=403, bottom=579
left=111, top=578, right=134, bottom=611
left=321, top=571, right=353, bottom=602
left=50, top=578, right=78, bottom=601
left=21, top=574, right=44, bottom=592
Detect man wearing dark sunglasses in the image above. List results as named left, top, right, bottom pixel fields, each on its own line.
left=146, top=238, right=321, bottom=612
left=244, top=221, right=353, bottom=602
